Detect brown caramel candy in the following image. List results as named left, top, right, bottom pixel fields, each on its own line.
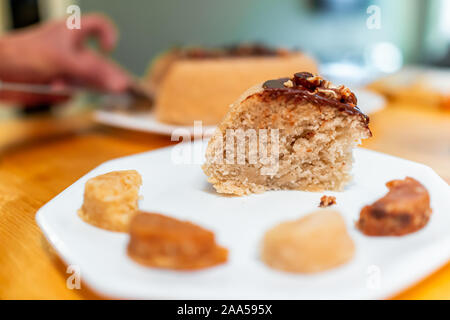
left=357, top=177, right=432, bottom=236
left=127, top=212, right=228, bottom=270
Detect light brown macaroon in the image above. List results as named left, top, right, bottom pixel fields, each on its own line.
left=202, top=72, right=371, bottom=196
left=261, top=210, right=355, bottom=273
left=78, top=170, right=142, bottom=232
left=127, top=212, right=228, bottom=270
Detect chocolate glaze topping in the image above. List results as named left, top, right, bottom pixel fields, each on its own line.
left=175, top=43, right=290, bottom=59
left=262, top=78, right=290, bottom=89
left=262, top=72, right=369, bottom=126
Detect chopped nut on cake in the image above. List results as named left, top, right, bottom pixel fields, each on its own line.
left=357, top=177, right=432, bottom=236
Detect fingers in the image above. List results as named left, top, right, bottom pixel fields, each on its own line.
left=64, top=14, right=130, bottom=92
left=64, top=50, right=131, bottom=92
left=77, top=14, right=118, bottom=52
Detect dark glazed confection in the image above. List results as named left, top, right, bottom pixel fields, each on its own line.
left=262, top=72, right=369, bottom=127
left=127, top=212, right=228, bottom=270
left=357, top=177, right=432, bottom=236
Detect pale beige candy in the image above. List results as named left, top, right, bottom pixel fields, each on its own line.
left=78, top=170, right=142, bottom=232
left=201, top=80, right=371, bottom=196
left=261, top=210, right=355, bottom=273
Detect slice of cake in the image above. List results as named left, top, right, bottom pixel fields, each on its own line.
left=202, top=72, right=372, bottom=195
left=78, top=170, right=142, bottom=232
left=147, top=44, right=317, bottom=125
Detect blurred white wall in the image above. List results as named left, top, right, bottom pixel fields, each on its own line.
left=76, top=0, right=432, bottom=76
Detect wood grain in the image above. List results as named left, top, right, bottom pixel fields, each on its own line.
left=0, top=103, right=448, bottom=300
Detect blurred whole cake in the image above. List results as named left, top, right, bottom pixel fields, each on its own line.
left=147, top=44, right=318, bottom=125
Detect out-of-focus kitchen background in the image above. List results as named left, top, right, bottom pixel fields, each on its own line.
left=82, top=0, right=450, bottom=76
left=0, top=0, right=448, bottom=176
left=0, top=0, right=449, bottom=80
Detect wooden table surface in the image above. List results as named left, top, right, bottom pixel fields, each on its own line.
left=0, top=102, right=449, bottom=300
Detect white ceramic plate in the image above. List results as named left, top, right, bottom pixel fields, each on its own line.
left=36, top=142, right=450, bottom=299
left=94, top=89, right=385, bottom=137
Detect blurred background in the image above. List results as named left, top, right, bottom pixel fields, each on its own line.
left=0, top=0, right=449, bottom=79
left=81, top=0, right=450, bottom=76
left=0, top=0, right=448, bottom=162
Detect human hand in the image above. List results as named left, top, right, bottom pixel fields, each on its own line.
left=0, top=14, right=131, bottom=105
